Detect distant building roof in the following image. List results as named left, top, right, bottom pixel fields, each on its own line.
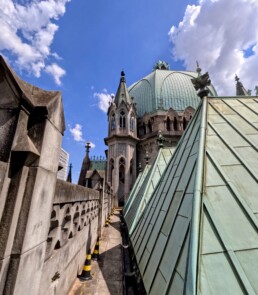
left=129, top=95, right=258, bottom=294
left=128, top=69, right=217, bottom=117
left=89, top=159, right=107, bottom=171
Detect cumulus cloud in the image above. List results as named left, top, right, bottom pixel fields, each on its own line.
left=94, top=91, right=114, bottom=112
left=45, top=63, right=66, bottom=85
left=69, top=124, right=84, bottom=142
left=169, top=0, right=258, bottom=95
left=0, top=0, right=70, bottom=84
left=88, top=141, right=96, bottom=149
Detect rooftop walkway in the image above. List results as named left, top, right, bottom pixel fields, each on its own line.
left=69, top=209, right=123, bottom=295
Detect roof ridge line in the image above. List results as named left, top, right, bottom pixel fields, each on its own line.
left=186, top=97, right=208, bottom=295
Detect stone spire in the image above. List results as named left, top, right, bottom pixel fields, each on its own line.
left=78, top=142, right=91, bottom=186
left=235, top=75, right=248, bottom=96
left=66, top=163, right=72, bottom=183
left=114, top=70, right=133, bottom=107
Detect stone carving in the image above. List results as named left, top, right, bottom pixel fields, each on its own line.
left=46, top=200, right=99, bottom=260
left=191, top=72, right=211, bottom=98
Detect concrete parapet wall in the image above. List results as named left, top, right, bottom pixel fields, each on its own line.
left=39, top=180, right=100, bottom=295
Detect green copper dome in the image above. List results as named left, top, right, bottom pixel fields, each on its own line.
left=128, top=69, right=217, bottom=117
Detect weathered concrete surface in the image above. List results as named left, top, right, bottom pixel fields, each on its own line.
left=40, top=217, right=99, bottom=295
left=69, top=210, right=123, bottom=295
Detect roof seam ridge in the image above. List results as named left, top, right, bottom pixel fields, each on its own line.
left=203, top=199, right=256, bottom=295
left=185, top=97, right=208, bottom=295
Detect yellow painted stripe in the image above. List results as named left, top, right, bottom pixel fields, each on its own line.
left=96, top=242, right=99, bottom=245
left=86, top=254, right=91, bottom=260
left=94, top=250, right=99, bottom=254
left=83, top=265, right=91, bottom=271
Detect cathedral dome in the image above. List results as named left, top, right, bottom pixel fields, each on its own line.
left=128, top=68, right=217, bottom=117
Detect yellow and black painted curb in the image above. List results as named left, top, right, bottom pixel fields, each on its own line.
left=78, top=251, right=92, bottom=281
left=92, top=237, right=100, bottom=261
left=105, top=218, right=109, bottom=227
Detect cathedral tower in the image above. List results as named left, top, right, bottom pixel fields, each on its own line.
left=105, top=71, right=139, bottom=206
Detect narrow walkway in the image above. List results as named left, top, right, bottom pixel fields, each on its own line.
left=69, top=210, right=123, bottom=295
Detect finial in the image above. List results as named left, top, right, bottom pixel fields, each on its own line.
left=196, top=61, right=202, bottom=76
left=86, top=141, right=91, bottom=151
left=138, top=162, right=142, bottom=173
left=153, top=61, right=170, bottom=71
left=144, top=150, right=151, bottom=165
left=191, top=72, right=211, bottom=99
left=157, top=130, right=165, bottom=148
left=120, top=70, right=126, bottom=82
left=235, top=74, right=248, bottom=96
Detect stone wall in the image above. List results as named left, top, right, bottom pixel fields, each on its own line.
left=0, top=56, right=113, bottom=295
left=39, top=180, right=101, bottom=295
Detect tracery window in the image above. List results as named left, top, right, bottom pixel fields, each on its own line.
left=130, top=116, right=135, bottom=131
left=183, top=117, right=187, bottom=130
left=173, top=117, right=178, bottom=131
left=119, top=110, right=126, bottom=128
left=119, top=157, right=125, bottom=184
left=166, top=117, right=171, bottom=131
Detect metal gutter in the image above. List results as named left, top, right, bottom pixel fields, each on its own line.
left=185, top=96, right=208, bottom=295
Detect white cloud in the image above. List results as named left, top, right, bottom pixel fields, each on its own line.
left=0, top=0, right=70, bottom=84
left=94, top=91, right=114, bottom=112
left=88, top=141, right=96, bottom=149
left=169, top=0, right=258, bottom=95
left=45, top=63, right=66, bottom=85
left=69, top=124, right=84, bottom=142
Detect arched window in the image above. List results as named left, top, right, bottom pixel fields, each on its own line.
left=110, top=114, right=116, bottom=130
left=166, top=117, right=171, bottom=131
left=173, top=117, right=178, bottom=131
left=130, top=116, right=135, bottom=131
left=119, top=111, right=126, bottom=128
left=119, top=157, right=125, bottom=184
left=148, top=120, right=152, bottom=133
left=183, top=117, right=187, bottom=130
left=130, top=159, right=133, bottom=175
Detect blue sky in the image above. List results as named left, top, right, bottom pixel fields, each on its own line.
left=1, top=0, right=258, bottom=182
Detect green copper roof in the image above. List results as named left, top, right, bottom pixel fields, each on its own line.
left=129, top=96, right=258, bottom=294
left=128, top=69, right=217, bottom=116
left=123, top=164, right=151, bottom=216
left=124, top=147, right=174, bottom=235
left=89, top=160, right=107, bottom=171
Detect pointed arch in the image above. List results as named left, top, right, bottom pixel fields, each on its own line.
left=118, top=157, right=126, bottom=206
left=119, top=110, right=126, bottom=128
left=173, top=117, right=178, bottom=131
left=166, top=116, right=171, bottom=131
